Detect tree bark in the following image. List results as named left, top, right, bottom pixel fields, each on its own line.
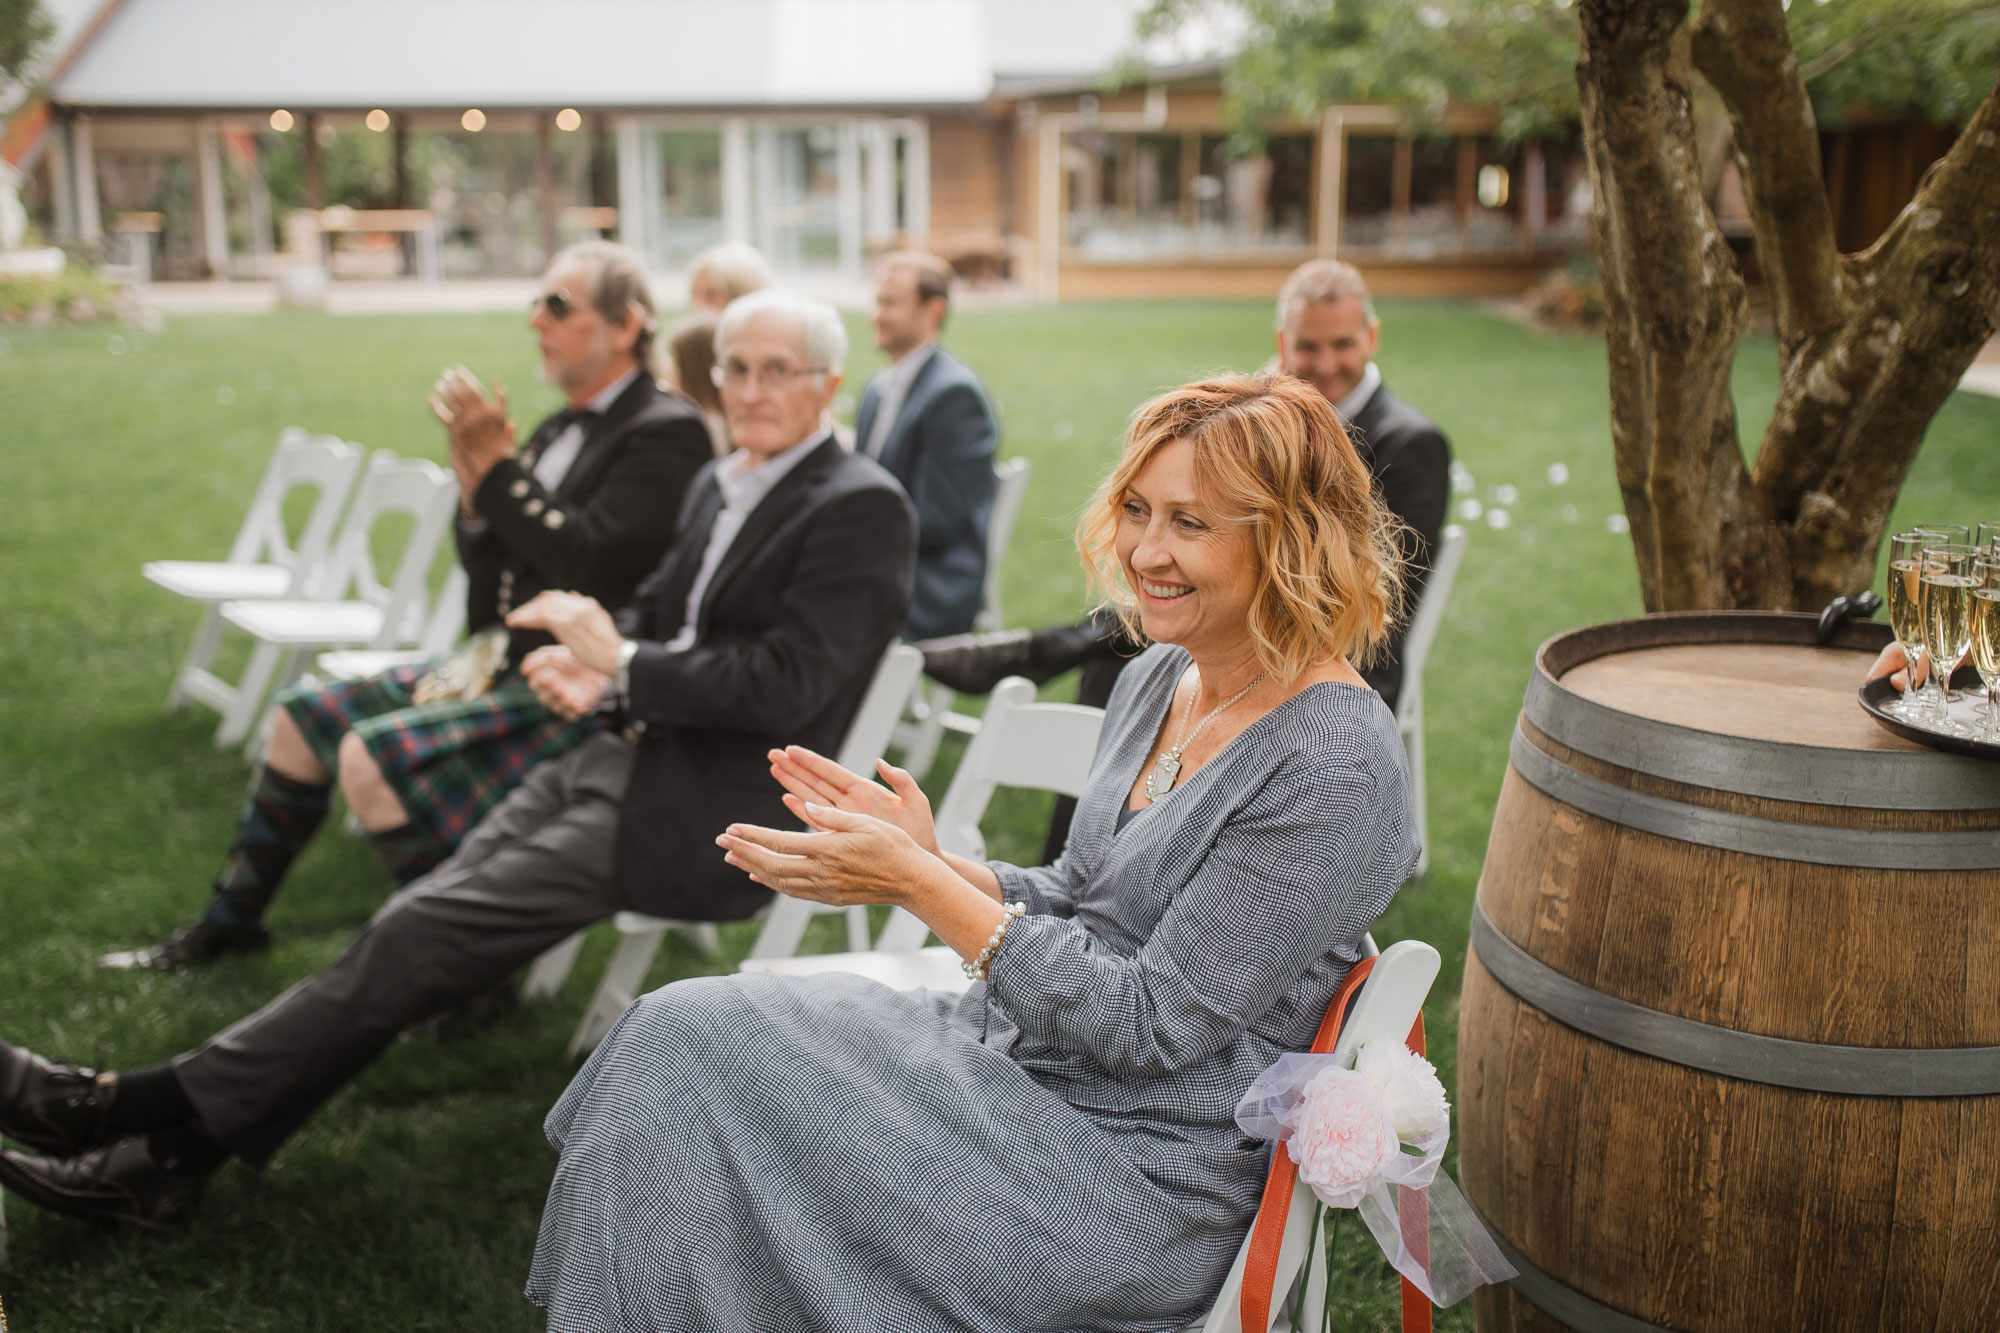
left=1580, top=0, right=2000, bottom=612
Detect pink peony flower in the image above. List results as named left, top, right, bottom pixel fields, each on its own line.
left=1288, top=1066, right=1400, bottom=1209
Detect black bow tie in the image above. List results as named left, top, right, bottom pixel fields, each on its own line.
left=548, top=406, right=601, bottom=437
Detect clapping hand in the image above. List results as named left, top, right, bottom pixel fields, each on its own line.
left=717, top=803, right=933, bottom=907
left=508, top=590, right=625, bottom=675
left=766, top=745, right=941, bottom=856
left=429, top=364, right=515, bottom=499
left=521, top=645, right=610, bottom=721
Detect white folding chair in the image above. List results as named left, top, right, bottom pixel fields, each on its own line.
left=207, top=452, right=459, bottom=749
left=743, top=674, right=1104, bottom=991
left=1196, top=937, right=1442, bottom=1332
left=1396, top=524, right=1465, bottom=876
left=148, top=428, right=364, bottom=716
left=524, top=643, right=929, bottom=1057
left=895, top=455, right=1033, bottom=779
left=315, top=564, right=470, bottom=680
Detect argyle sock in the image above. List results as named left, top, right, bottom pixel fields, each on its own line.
left=202, top=766, right=332, bottom=927
left=363, top=822, right=438, bottom=887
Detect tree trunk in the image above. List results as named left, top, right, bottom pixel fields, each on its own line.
left=1579, top=0, right=2000, bottom=612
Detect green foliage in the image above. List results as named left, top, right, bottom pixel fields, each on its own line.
left=1, top=302, right=1995, bottom=1329
left=1140, top=0, right=2000, bottom=143
left=0, top=266, right=118, bottom=321
left=0, top=0, right=52, bottom=88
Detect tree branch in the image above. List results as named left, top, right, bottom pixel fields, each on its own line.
left=1690, top=0, right=1843, bottom=353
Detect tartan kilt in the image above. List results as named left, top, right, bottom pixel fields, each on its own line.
left=277, top=661, right=598, bottom=863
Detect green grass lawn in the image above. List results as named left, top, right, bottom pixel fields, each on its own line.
left=1, top=299, right=1995, bottom=1331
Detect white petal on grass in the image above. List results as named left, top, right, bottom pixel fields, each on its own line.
left=216, top=385, right=237, bottom=406
left=1561, top=504, right=1579, bottom=524
left=255, top=370, right=276, bottom=391
left=1520, top=527, right=1537, bottom=546
left=1052, top=419, right=1075, bottom=440
left=107, top=335, right=128, bottom=356
left=1450, top=463, right=1475, bottom=494
left=1494, top=484, right=1519, bottom=505
left=1606, top=513, right=1631, bottom=534
left=1486, top=507, right=1512, bottom=529
left=1547, top=462, right=1570, bottom=485
left=1458, top=497, right=1484, bottom=521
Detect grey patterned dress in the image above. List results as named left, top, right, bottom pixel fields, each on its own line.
left=527, top=643, right=1419, bottom=1332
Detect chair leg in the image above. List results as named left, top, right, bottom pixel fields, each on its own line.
left=522, top=930, right=587, bottom=1000
left=167, top=606, right=226, bottom=711
left=567, top=920, right=670, bottom=1058
left=215, top=641, right=285, bottom=748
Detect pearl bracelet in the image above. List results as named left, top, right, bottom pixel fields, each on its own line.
left=962, top=901, right=1026, bottom=982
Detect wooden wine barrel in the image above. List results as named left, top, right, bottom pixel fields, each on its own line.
left=1459, top=613, right=2000, bottom=1333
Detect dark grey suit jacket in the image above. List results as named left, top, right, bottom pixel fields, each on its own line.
left=612, top=438, right=916, bottom=919
left=854, top=347, right=998, bottom=640
left=1343, top=382, right=1452, bottom=709
left=456, top=374, right=712, bottom=668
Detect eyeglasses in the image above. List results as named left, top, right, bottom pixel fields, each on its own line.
left=530, top=288, right=577, bottom=320
left=711, top=361, right=829, bottom=391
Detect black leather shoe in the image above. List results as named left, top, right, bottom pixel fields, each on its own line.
left=0, top=1041, right=115, bottom=1155
left=0, top=1135, right=205, bottom=1229
left=98, top=916, right=270, bottom=971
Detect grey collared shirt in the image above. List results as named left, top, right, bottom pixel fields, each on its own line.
left=660, top=428, right=830, bottom=652
left=1334, top=360, right=1382, bottom=424
left=861, top=342, right=935, bottom=459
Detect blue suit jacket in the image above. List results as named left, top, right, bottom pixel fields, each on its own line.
left=854, top=347, right=998, bottom=640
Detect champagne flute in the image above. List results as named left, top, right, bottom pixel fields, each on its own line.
left=1973, top=554, right=2000, bottom=742
left=1978, top=522, right=2000, bottom=556
left=1884, top=531, right=1932, bottom=718
left=1920, top=542, right=1976, bottom=735
left=1912, top=526, right=1969, bottom=713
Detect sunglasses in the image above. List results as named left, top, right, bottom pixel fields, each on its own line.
left=530, top=288, right=577, bottom=320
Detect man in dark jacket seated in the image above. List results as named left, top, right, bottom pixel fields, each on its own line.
left=106, top=240, right=714, bottom=971
left=0, top=289, right=916, bottom=1227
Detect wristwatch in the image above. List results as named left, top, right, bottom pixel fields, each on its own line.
left=613, top=638, right=639, bottom=702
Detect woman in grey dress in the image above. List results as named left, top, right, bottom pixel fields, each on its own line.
left=527, top=374, right=1421, bottom=1332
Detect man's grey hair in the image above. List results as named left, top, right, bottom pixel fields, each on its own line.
left=547, top=239, right=658, bottom=368
left=1275, top=259, right=1377, bottom=332
left=713, top=288, right=849, bottom=374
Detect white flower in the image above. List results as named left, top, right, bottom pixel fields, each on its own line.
left=1353, top=1036, right=1450, bottom=1142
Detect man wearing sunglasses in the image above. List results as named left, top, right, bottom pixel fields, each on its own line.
left=103, top=240, right=713, bottom=973
left=0, top=289, right=915, bottom=1227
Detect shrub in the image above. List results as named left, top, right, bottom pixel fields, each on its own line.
left=0, top=268, right=122, bottom=323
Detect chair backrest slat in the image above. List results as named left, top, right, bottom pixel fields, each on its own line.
left=225, top=429, right=365, bottom=594
left=975, top=456, right=1032, bottom=632
left=835, top=643, right=927, bottom=774
left=1395, top=524, right=1466, bottom=724
left=314, top=453, right=460, bottom=647
left=877, top=676, right=1104, bottom=950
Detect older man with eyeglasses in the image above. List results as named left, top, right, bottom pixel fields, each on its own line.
left=0, top=289, right=915, bottom=1227
left=102, top=241, right=715, bottom=974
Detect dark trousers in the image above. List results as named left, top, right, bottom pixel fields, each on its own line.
left=173, top=733, right=636, bottom=1163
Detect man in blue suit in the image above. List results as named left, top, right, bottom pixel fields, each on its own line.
left=854, top=252, right=998, bottom=640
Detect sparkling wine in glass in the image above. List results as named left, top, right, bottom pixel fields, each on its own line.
left=1912, top=527, right=1970, bottom=712
left=1920, top=543, right=1976, bottom=735
left=1978, top=522, right=2000, bottom=557
left=1972, top=556, right=2000, bottom=742
left=1884, top=531, right=1933, bottom=718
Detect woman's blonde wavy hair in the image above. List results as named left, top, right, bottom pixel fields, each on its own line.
left=1076, top=374, right=1407, bottom=685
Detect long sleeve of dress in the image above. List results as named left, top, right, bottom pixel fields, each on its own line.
left=984, top=741, right=1395, bottom=1078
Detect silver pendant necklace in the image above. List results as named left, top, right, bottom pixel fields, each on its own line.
left=1144, top=668, right=1266, bottom=801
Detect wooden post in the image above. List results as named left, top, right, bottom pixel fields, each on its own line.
left=392, top=115, right=412, bottom=272
left=194, top=119, right=229, bottom=277
left=303, top=112, right=323, bottom=209
left=72, top=114, right=102, bottom=247
left=536, top=112, right=558, bottom=266
left=1390, top=134, right=1412, bottom=254
left=1455, top=134, right=1477, bottom=247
